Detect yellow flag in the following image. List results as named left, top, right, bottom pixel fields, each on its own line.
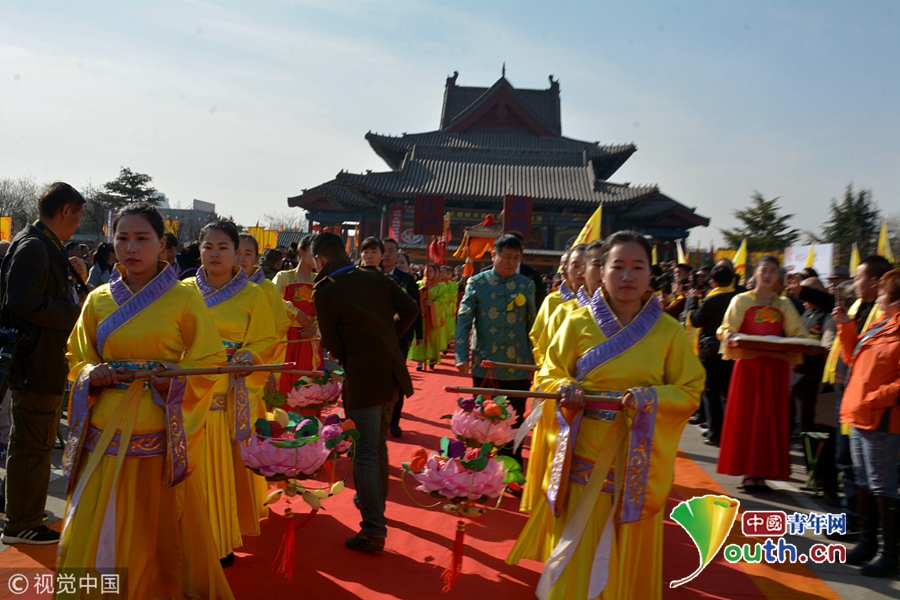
left=651, top=244, right=658, bottom=265
left=265, top=230, right=278, bottom=250
left=733, top=239, right=748, bottom=278
left=850, top=242, right=860, bottom=273
left=878, top=222, right=894, bottom=263
left=164, top=219, right=179, bottom=236
left=0, top=216, right=11, bottom=242
left=573, top=205, right=602, bottom=246
left=676, top=240, right=687, bottom=264
left=805, top=245, right=816, bottom=269
left=248, top=227, right=266, bottom=252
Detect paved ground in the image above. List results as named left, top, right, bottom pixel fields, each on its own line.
left=1, top=413, right=898, bottom=599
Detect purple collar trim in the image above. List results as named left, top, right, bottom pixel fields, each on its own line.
left=248, top=267, right=265, bottom=285
left=99, top=264, right=177, bottom=356
left=197, top=267, right=248, bottom=308
left=559, top=281, right=575, bottom=302
left=589, top=290, right=623, bottom=339
left=575, top=294, right=663, bottom=381
left=576, top=287, right=591, bottom=308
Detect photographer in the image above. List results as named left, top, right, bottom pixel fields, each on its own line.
left=0, top=182, right=84, bottom=545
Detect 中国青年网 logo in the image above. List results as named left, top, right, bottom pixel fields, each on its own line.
left=669, top=494, right=847, bottom=588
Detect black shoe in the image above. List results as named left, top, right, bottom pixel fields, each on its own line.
left=1, top=525, right=60, bottom=545
left=689, top=414, right=704, bottom=425
left=345, top=532, right=384, bottom=553
left=847, top=487, right=878, bottom=565
left=353, top=493, right=360, bottom=509
left=416, top=364, right=423, bottom=372
left=698, top=422, right=709, bottom=430
left=220, top=553, right=235, bottom=568
left=740, top=478, right=759, bottom=494
left=389, top=424, right=402, bottom=438
left=703, top=438, right=719, bottom=447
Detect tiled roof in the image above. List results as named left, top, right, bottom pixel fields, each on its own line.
left=440, top=76, right=561, bottom=135
left=336, top=158, right=657, bottom=207
left=287, top=179, right=374, bottom=210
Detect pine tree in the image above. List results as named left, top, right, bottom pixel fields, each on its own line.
left=97, top=167, right=158, bottom=211
left=818, top=185, right=880, bottom=262
left=719, top=192, right=800, bottom=252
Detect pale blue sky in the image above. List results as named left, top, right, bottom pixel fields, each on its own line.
left=2, top=1, right=898, bottom=247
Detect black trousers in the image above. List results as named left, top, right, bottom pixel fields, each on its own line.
left=700, top=355, right=732, bottom=445
left=473, top=375, right=530, bottom=465
left=390, top=342, right=411, bottom=428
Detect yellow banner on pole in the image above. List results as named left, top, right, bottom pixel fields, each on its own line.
left=0, top=216, right=11, bottom=241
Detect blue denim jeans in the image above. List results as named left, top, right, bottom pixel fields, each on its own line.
left=849, top=427, right=900, bottom=499
left=346, top=398, right=397, bottom=539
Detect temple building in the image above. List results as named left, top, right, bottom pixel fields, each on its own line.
left=287, top=72, right=709, bottom=267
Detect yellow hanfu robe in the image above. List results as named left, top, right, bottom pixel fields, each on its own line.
left=188, top=267, right=278, bottom=558
left=442, top=279, right=459, bottom=350
left=62, top=263, right=233, bottom=599
left=508, top=292, right=704, bottom=600
left=521, top=286, right=584, bottom=514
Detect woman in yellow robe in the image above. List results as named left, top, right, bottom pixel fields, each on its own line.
left=508, top=233, right=704, bottom=600
left=188, top=221, right=278, bottom=565
left=521, top=244, right=587, bottom=513
left=237, top=232, right=292, bottom=353
left=62, top=202, right=233, bottom=599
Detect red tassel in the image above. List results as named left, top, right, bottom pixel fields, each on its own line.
left=440, top=520, right=466, bottom=592
left=271, top=506, right=319, bottom=581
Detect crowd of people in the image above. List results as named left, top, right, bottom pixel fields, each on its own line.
left=0, top=181, right=898, bottom=599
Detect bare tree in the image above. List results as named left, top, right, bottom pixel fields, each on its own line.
left=261, top=210, right=308, bottom=232
left=0, top=177, right=41, bottom=235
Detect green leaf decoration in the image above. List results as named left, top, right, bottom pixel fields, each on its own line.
left=271, top=434, right=319, bottom=449
left=440, top=413, right=453, bottom=420
left=263, top=391, right=287, bottom=408
left=439, top=436, right=451, bottom=456
left=254, top=418, right=272, bottom=438
left=496, top=455, right=525, bottom=485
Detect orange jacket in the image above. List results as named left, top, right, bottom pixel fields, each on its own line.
left=839, top=312, right=900, bottom=432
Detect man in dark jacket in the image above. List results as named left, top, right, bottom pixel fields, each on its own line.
left=381, top=237, right=422, bottom=438
left=0, top=182, right=84, bottom=545
left=689, top=265, right=738, bottom=447
left=312, top=232, right=419, bottom=552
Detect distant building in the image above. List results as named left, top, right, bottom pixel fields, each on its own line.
left=288, top=72, right=708, bottom=266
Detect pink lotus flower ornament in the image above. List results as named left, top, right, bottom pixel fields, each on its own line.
left=239, top=434, right=331, bottom=478
left=410, top=454, right=507, bottom=500
left=450, top=405, right=517, bottom=446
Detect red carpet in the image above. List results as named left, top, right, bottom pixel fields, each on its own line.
left=0, top=356, right=842, bottom=599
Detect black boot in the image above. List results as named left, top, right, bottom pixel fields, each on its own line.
left=861, top=496, right=899, bottom=577
left=847, top=486, right=879, bottom=565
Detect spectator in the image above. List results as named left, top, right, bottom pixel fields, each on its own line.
left=834, top=268, right=900, bottom=577
left=826, top=265, right=851, bottom=294
left=791, top=277, right=834, bottom=435
left=312, top=232, right=419, bottom=552
left=259, top=248, right=283, bottom=280
left=689, top=265, right=738, bottom=446
left=0, top=181, right=84, bottom=544
left=823, top=255, right=892, bottom=540
left=87, top=242, right=116, bottom=288
left=160, top=232, right=179, bottom=274
left=65, top=240, right=87, bottom=284
left=455, top=234, right=536, bottom=463
left=381, top=238, right=422, bottom=438
left=396, top=252, right=411, bottom=274
left=177, top=241, right=201, bottom=280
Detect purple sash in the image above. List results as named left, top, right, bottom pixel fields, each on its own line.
left=576, top=293, right=663, bottom=381
left=620, top=386, right=658, bottom=523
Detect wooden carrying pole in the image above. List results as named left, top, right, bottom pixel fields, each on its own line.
left=480, top=360, right=539, bottom=372
left=444, top=385, right=622, bottom=412
left=116, top=363, right=325, bottom=381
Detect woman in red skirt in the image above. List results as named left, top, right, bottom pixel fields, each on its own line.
left=716, top=256, right=810, bottom=492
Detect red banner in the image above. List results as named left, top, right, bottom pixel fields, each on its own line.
left=503, top=195, right=533, bottom=236
left=389, top=205, right=404, bottom=241
left=413, top=195, right=445, bottom=236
